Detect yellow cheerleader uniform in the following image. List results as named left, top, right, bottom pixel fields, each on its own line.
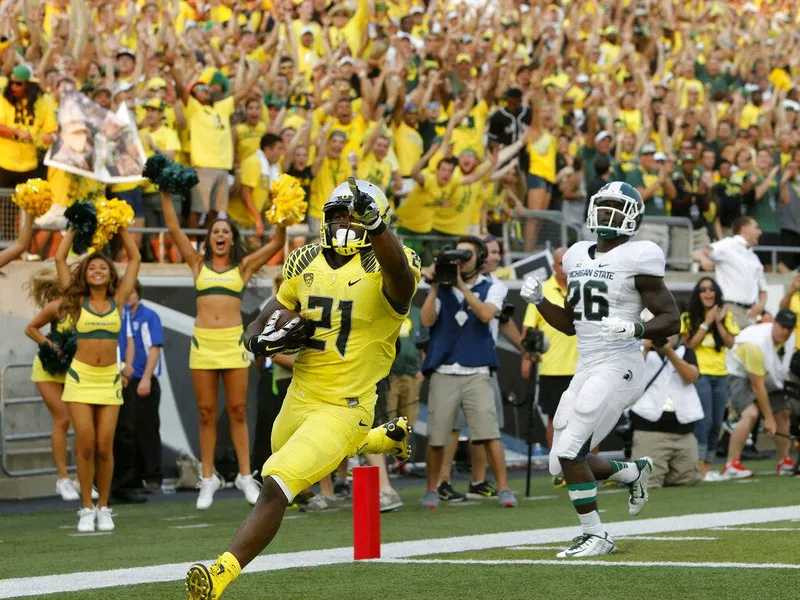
left=31, top=316, right=74, bottom=384
left=190, top=263, right=251, bottom=371
left=62, top=300, right=123, bottom=406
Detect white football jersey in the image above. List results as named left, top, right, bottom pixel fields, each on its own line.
left=562, top=240, right=666, bottom=364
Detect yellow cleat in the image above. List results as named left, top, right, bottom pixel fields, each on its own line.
left=186, top=554, right=239, bottom=600
left=382, top=416, right=411, bottom=461
left=552, top=475, right=566, bottom=488
left=356, top=416, right=412, bottom=459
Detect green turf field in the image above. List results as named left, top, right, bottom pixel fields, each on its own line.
left=1, top=461, right=799, bottom=600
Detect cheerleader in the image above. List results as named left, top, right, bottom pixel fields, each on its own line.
left=0, top=209, right=32, bottom=269
left=54, top=229, right=140, bottom=532
left=24, top=270, right=83, bottom=501
left=161, top=191, right=286, bottom=509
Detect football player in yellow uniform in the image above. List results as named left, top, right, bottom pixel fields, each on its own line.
left=186, top=179, right=420, bottom=600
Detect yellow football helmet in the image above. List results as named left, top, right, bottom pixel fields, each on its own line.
left=321, top=179, right=392, bottom=255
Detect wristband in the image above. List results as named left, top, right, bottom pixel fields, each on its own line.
left=699, top=323, right=709, bottom=332
left=367, top=220, right=387, bottom=235
left=636, top=321, right=645, bottom=339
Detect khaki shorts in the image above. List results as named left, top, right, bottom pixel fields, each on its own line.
left=387, top=374, right=421, bottom=427
left=191, top=167, right=230, bottom=213
left=426, top=372, right=500, bottom=446
left=728, top=376, right=789, bottom=415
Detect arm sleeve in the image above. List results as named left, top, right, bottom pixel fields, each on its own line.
left=735, top=342, right=766, bottom=376
left=523, top=303, right=541, bottom=328
left=724, top=310, right=740, bottom=336
left=707, top=238, right=728, bottom=262
left=756, top=267, right=768, bottom=293
left=149, top=313, right=164, bottom=347
left=240, top=156, right=260, bottom=189
left=485, top=280, right=508, bottom=310
left=633, top=241, right=666, bottom=277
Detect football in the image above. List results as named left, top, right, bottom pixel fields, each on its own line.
left=272, top=308, right=310, bottom=351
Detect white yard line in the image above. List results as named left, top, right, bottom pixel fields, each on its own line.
left=614, top=536, right=718, bottom=541
left=386, top=558, right=800, bottom=570
left=712, top=527, right=800, bottom=532
left=0, top=505, right=798, bottom=598
left=160, top=516, right=199, bottom=522
left=170, top=524, right=212, bottom=530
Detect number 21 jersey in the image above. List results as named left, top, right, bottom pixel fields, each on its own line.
left=562, top=240, right=665, bottom=364
left=277, top=243, right=421, bottom=407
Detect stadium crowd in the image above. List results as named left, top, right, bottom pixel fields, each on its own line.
left=1, top=0, right=800, bottom=531
left=1, top=0, right=800, bottom=269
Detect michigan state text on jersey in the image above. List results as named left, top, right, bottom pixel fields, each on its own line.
left=520, top=181, right=680, bottom=559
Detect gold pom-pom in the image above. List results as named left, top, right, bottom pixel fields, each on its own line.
left=91, top=198, right=135, bottom=250
left=265, top=174, right=307, bottom=226
left=13, top=178, right=53, bottom=218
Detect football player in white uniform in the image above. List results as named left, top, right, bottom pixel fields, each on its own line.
left=521, top=181, right=680, bottom=558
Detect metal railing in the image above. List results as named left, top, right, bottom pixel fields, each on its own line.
left=750, top=245, right=800, bottom=274
left=0, top=363, right=75, bottom=477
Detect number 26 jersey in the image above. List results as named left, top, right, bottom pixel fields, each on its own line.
left=277, top=243, right=421, bottom=406
left=562, top=240, right=665, bottom=364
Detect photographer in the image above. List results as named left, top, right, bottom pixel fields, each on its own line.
left=521, top=247, right=578, bottom=487
left=420, top=236, right=517, bottom=509
left=630, top=335, right=703, bottom=489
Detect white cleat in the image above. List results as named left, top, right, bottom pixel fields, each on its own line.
left=196, top=474, right=222, bottom=510
left=628, top=456, right=654, bottom=516
left=557, top=532, right=616, bottom=558
left=235, top=473, right=261, bottom=505
left=96, top=507, right=115, bottom=532
left=76, top=507, right=97, bottom=533
left=56, top=478, right=80, bottom=501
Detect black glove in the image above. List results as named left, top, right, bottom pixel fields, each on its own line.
left=247, top=311, right=307, bottom=357
left=348, top=177, right=383, bottom=231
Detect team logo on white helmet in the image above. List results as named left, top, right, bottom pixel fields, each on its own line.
left=321, top=179, right=392, bottom=255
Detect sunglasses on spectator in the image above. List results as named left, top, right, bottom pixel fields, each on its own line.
left=698, top=286, right=715, bottom=293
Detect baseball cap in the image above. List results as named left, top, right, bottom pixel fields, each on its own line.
left=639, top=143, right=657, bottom=156
left=339, top=56, right=355, bottom=66
left=594, top=131, right=612, bottom=144
left=300, top=25, right=315, bottom=37
left=11, top=65, right=31, bottom=82
left=146, top=77, right=167, bottom=90
left=775, top=309, right=797, bottom=329
left=143, top=98, right=165, bottom=111
left=456, top=54, right=472, bottom=64
left=410, top=6, right=424, bottom=14
left=654, top=152, right=667, bottom=162
left=116, top=47, right=135, bottom=59
left=682, top=152, right=697, bottom=161
left=113, top=81, right=134, bottom=96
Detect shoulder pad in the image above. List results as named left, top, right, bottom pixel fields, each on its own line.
left=629, top=240, right=666, bottom=277
left=282, top=244, right=321, bottom=280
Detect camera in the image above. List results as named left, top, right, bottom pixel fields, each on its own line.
left=522, top=328, right=547, bottom=354
left=434, top=248, right=473, bottom=287
left=498, top=302, right=515, bottom=324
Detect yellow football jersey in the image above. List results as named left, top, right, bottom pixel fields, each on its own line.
left=277, top=244, right=421, bottom=407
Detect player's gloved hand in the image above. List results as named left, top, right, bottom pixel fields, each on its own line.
left=520, top=275, right=544, bottom=305
left=247, top=310, right=301, bottom=357
left=598, top=316, right=637, bottom=342
left=348, top=177, right=382, bottom=231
